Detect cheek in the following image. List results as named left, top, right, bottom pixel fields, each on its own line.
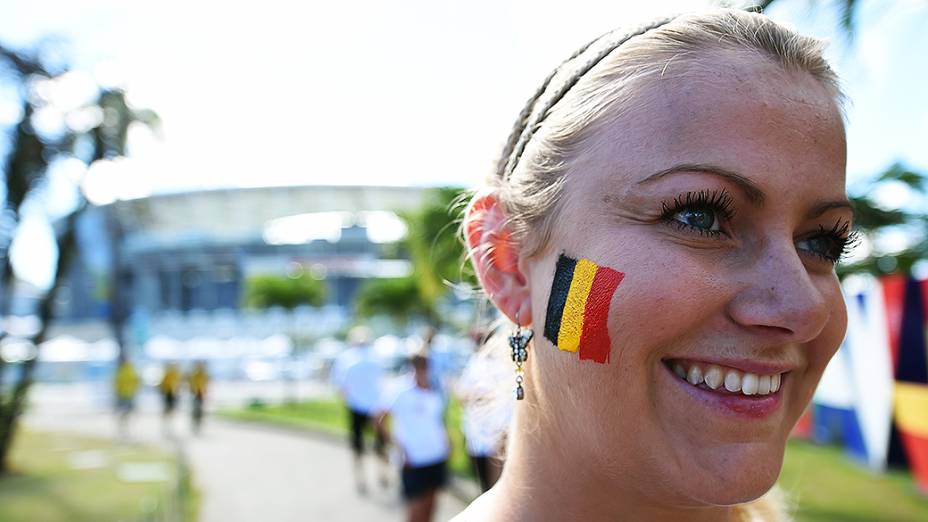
left=803, top=286, right=848, bottom=378
left=527, top=245, right=729, bottom=413
left=607, top=247, right=731, bottom=363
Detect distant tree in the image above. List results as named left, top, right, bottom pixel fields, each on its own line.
left=395, top=187, right=476, bottom=324
left=755, top=0, right=859, bottom=38
left=752, top=1, right=928, bottom=277
left=839, top=163, right=928, bottom=278
left=244, top=272, right=327, bottom=310
left=354, top=276, right=429, bottom=324
left=0, top=40, right=157, bottom=474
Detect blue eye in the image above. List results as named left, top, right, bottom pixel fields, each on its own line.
left=796, top=236, right=833, bottom=257
left=660, top=190, right=734, bottom=237
left=796, top=221, right=858, bottom=265
left=673, top=208, right=719, bottom=232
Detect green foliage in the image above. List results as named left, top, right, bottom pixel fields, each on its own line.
left=839, top=163, right=928, bottom=278
left=244, top=272, right=326, bottom=310
left=222, top=398, right=474, bottom=479
left=353, top=187, right=475, bottom=326
left=779, top=439, right=928, bottom=521
left=0, top=43, right=160, bottom=475
left=354, top=276, right=429, bottom=323
left=225, top=400, right=347, bottom=437
left=759, top=0, right=859, bottom=39
left=397, top=187, right=476, bottom=321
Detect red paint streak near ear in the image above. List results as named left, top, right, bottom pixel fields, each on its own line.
left=466, top=193, right=519, bottom=274
left=490, top=229, right=519, bottom=274
left=578, top=268, right=624, bottom=364
left=466, top=194, right=495, bottom=248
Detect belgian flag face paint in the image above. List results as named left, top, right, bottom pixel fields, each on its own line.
left=543, top=253, right=625, bottom=364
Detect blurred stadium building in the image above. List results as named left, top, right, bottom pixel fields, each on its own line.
left=45, top=185, right=428, bottom=355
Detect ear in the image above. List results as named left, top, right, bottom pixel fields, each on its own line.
left=464, top=191, right=532, bottom=326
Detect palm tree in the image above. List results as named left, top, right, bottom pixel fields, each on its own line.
left=756, top=0, right=859, bottom=38
left=0, top=42, right=158, bottom=473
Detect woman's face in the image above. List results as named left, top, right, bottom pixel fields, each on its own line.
left=525, top=55, right=850, bottom=506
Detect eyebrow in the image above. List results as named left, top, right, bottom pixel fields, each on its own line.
left=637, top=163, right=766, bottom=205
left=636, top=162, right=854, bottom=221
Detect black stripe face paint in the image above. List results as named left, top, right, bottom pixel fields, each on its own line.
left=544, top=254, right=577, bottom=345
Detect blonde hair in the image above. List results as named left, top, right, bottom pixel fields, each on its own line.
left=462, top=8, right=844, bottom=521
left=484, top=8, right=843, bottom=258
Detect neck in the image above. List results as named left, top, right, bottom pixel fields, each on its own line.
left=484, top=380, right=737, bottom=521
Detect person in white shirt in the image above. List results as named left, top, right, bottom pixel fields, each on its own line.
left=376, top=352, right=449, bottom=522
left=330, top=326, right=388, bottom=494
left=454, top=328, right=510, bottom=492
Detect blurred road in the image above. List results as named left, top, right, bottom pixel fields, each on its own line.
left=23, top=382, right=467, bottom=522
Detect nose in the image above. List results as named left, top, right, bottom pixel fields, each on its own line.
left=726, top=240, right=833, bottom=344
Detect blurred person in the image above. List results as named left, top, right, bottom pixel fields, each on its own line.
left=330, top=325, right=389, bottom=493
left=188, top=360, right=210, bottom=435
left=453, top=328, right=508, bottom=492
left=376, top=353, right=449, bottom=522
left=455, top=8, right=855, bottom=521
left=113, top=357, right=140, bottom=440
left=419, top=327, right=451, bottom=396
left=158, top=362, right=181, bottom=434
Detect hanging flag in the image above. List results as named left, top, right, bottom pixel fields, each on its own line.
left=881, top=274, right=906, bottom=370
left=894, top=382, right=928, bottom=493
left=842, top=276, right=894, bottom=470
left=897, top=278, right=928, bottom=384
left=894, top=278, right=928, bottom=491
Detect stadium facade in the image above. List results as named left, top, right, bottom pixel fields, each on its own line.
left=54, top=185, right=432, bottom=345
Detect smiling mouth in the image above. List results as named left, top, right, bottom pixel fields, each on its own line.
left=662, top=359, right=785, bottom=397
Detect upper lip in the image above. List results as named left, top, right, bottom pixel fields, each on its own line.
left=662, top=356, right=797, bottom=376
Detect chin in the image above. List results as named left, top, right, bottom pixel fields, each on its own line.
left=682, top=445, right=785, bottom=506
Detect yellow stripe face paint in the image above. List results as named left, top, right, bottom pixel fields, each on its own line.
left=556, top=258, right=597, bottom=352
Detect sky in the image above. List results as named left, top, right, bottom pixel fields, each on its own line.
left=2, top=0, right=927, bottom=288
left=1, top=0, right=927, bottom=198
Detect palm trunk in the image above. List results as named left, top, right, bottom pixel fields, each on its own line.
left=0, top=254, right=16, bottom=396
left=0, top=204, right=83, bottom=473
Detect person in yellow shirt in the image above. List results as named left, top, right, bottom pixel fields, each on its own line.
left=114, top=358, right=140, bottom=439
left=187, top=361, right=210, bottom=435
left=159, top=362, right=181, bottom=434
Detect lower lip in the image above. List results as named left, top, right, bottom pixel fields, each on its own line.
left=661, top=363, right=785, bottom=419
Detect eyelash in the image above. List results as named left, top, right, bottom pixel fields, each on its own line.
left=659, top=190, right=860, bottom=266
left=659, top=189, right=735, bottom=238
left=803, top=221, right=861, bottom=265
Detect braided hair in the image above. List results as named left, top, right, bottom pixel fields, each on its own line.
left=479, top=8, right=842, bottom=259
left=496, top=17, right=674, bottom=182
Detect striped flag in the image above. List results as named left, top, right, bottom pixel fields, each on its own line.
left=543, top=253, right=624, bottom=364
left=894, top=382, right=928, bottom=493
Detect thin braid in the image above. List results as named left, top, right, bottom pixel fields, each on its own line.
left=493, top=32, right=606, bottom=180
left=499, top=17, right=674, bottom=181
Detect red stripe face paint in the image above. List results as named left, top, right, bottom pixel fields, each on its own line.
left=578, top=267, right=624, bottom=364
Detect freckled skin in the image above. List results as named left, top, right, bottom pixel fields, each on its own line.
left=472, top=53, right=850, bottom=521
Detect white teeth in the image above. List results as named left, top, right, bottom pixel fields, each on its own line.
left=704, top=367, right=723, bottom=390
left=687, top=366, right=704, bottom=385
left=757, top=375, right=771, bottom=395
left=670, top=360, right=783, bottom=396
left=724, top=371, right=742, bottom=392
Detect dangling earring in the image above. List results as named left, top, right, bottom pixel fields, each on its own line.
left=509, top=313, right=533, bottom=400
